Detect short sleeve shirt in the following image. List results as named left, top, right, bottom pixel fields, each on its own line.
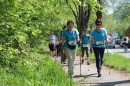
left=122, top=37, right=129, bottom=43
left=74, top=29, right=79, bottom=35
left=49, top=35, right=56, bottom=43
left=80, top=34, right=90, bottom=47
left=91, top=29, right=107, bottom=48
left=63, top=29, right=78, bottom=48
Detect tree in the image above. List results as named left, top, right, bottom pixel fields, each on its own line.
left=0, top=0, right=73, bottom=66
left=96, top=0, right=102, bottom=19
left=113, top=0, right=130, bottom=20
left=65, top=0, right=100, bottom=35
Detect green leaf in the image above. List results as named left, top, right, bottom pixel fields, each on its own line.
left=0, top=45, right=3, bottom=50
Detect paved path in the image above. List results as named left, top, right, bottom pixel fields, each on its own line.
left=54, top=56, right=130, bottom=86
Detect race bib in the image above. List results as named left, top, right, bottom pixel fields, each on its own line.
left=56, top=41, right=59, bottom=44
left=83, top=44, right=89, bottom=47
left=68, top=41, right=76, bottom=45
left=96, top=41, right=103, bottom=45
left=51, top=40, right=55, bottom=44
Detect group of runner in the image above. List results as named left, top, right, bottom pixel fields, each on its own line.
left=48, top=19, right=108, bottom=77
left=48, top=25, right=67, bottom=63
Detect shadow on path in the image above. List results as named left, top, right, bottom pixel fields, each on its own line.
left=73, top=73, right=98, bottom=78
left=80, top=80, right=130, bottom=86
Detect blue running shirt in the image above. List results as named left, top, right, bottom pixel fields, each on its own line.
left=80, top=34, right=90, bottom=47
left=91, top=29, right=107, bottom=48
left=63, top=29, right=78, bottom=48
left=49, top=35, right=56, bottom=43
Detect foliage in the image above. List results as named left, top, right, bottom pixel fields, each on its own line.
left=102, top=14, right=126, bottom=36
left=0, top=0, right=75, bottom=66
left=0, top=0, right=108, bottom=67
left=0, top=0, right=79, bottom=83
left=113, top=0, right=130, bottom=20
left=102, top=0, right=130, bottom=37
left=64, top=0, right=103, bottom=34
left=0, top=49, right=77, bottom=86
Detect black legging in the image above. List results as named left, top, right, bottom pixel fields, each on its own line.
left=93, top=47, right=105, bottom=72
left=56, top=44, right=60, bottom=56
left=81, top=47, right=89, bottom=57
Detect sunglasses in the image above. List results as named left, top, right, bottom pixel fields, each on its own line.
left=68, top=24, right=74, bottom=26
left=96, top=24, right=102, bottom=26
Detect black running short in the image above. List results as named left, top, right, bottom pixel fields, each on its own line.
left=49, top=43, right=56, bottom=51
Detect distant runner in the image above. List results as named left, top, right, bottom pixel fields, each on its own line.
left=80, top=29, right=91, bottom=65
left=59, top=25, right=67, bottom=64
left=122, top=35, right=129, bottom=52
left=48, top=32, right=56, bottom=57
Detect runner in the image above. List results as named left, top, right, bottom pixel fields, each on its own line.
left=59, top=25, right=67, bottom=64
left=55, top=33, right=60, bottom=57
left=122, top=35, right=129, bottom=53
left=90, top=19, right=108, bottom=77
left=62, top=20, right=79, bottom=76
left=80, top=28, right=91, bottom=65
left=48, top=32, right=56, bottom=58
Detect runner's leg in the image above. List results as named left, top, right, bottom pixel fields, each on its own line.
left=81, top=47, right=85, bottom=64
left=86, top=47, right=90, bottom=65
left=64, top=48, right=75, bottom=76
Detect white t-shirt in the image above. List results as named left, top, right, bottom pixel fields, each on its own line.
left=122, top=36, right=129, bottom=43
left=49, top=35, right=56, bottom=43
left=102, top=28, right=107, bottom=34
left=74, top=29, right=79, bottom=35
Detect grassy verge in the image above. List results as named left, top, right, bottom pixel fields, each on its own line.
left=104, top=53, right=130, bottom=72
left=0, top=48, right=77, bottom=86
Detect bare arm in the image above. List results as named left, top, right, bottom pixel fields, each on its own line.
left=90, top=36, right=94, bottom=49
left=105, top=34, right=108, bottom=45
left=76, top=34, right=80, bottom=41
left=90, top=36, right=94, bottom=53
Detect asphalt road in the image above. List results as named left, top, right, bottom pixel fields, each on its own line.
left=105, top=45, right=130, bottom=58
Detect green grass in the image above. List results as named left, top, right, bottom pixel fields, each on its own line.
left=104, top=53, right=130, bottom=72
left=0, top=48, right=77, bottom=86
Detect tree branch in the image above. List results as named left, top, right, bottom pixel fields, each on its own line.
left=65, top=0, right=78, bottom=24
left=72, top=0, right=78, bottom=13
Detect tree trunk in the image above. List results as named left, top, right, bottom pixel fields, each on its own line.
left=96, top=0, right=102, bottom=19
left=65, top=0, right=91, bottom=36
left=84, top=4, right=91, bottom=28
left=78, top=6, right=82, bottom=36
